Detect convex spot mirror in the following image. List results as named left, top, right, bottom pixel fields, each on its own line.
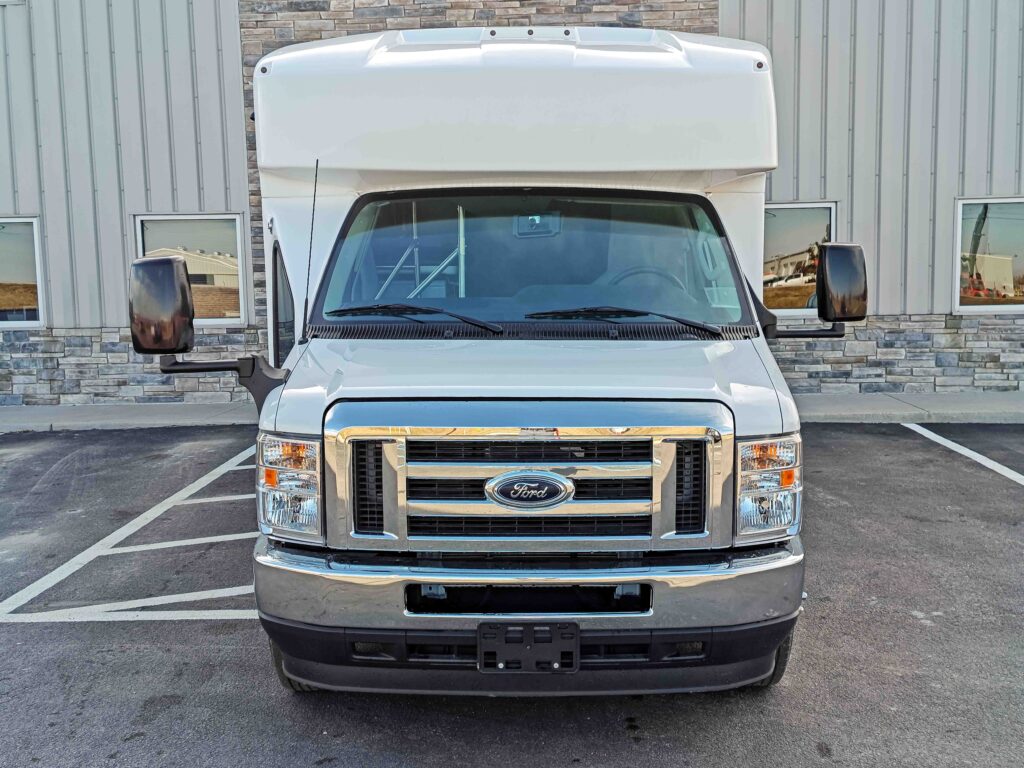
left=129, top=256, right=196, bottom=355
left=816, top=243, right=867, bottom=323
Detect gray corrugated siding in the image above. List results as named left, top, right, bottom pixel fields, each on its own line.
left=0, top=0, right=249, bottom=327
left=721, top=0, right=1024, bottom=314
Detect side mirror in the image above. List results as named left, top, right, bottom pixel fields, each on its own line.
left=129, top=256, right=195, bottom=354
left=816, top=243, right=867, bottom=323
left=758, top=243, right=869, bottom=339
left=127, top=254, right=290, bottom=411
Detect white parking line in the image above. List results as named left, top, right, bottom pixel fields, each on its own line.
left=176, top=493, right=256, bottom=505
left=903, top=423, right=1024, bottom=487
left=102, top=531, right=260, bottom=555
left=0, top=444, right=256, bottom=621
left=42, top=585, right=255, bottom=617
left=0, top=609, right=257, bottom=623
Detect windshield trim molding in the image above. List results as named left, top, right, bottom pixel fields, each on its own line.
left=305, top=321, right=758, bottom=342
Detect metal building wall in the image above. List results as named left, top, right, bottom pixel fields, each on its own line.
left=0, top=0, right=250, bottom=328
left=720, top=0, right=1024, bottom=315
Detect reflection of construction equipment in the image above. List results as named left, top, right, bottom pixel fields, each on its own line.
left=763, top=243, right=820, bottom=286
left=964, top=203, right=988, bottom=278
left=960, top=252, right=1015, bottom=299
left=960, top=203, right=1022, bottom=300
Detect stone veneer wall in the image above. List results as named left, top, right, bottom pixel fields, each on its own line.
left=770, top=315, right=1024, bottom=394
left=0, top=328, right=265, bottom=406
left=7, top=314, right=1021, bottom=405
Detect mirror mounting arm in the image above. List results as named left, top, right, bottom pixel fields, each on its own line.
left=772, top=322, right=846, bottom=339
left=159, top=355, right=289, bottom=411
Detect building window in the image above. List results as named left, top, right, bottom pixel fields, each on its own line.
left=135, top=215, right=245, bottom=322
left=763, top=203, right=836, bottom=313
left=271, top=243, right=295, bottom=367
left=0, top=217, right=42, bottom=326
left=956, top=199, right=1024, bottom=313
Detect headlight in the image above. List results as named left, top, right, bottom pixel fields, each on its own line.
left=736, top=434, right=801, bottom=544
left=257, top=433, right=322, bottom=544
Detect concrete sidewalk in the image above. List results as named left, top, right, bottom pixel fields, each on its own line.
left=0, top=392, right=1022, bottom=433
left=793, top=391, right=1024, bottom=423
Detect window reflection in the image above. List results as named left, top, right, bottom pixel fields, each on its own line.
left=139, top=217, right=241, bottom=320
left=763, top=205, right=833, bottom=311
left=0, top=220, right=40, bottom=324
left=959, top=201, right=1024, bottom=308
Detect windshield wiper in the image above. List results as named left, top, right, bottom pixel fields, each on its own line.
left=524, top=306, right=723, bottom=336
left=324, top=303, right=504, bottom=334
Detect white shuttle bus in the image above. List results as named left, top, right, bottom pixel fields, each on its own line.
left=129, top=27, right=867, bottom=695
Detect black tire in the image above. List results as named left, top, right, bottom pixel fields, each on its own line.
left=270, top=639, right=320, bottom=693
left=750, top=629, right=794, bottom=688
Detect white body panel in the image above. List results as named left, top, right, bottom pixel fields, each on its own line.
left=254, top=28, right=775, bottom=180
left=264, top=337, right=798, bottom=438
left=253, top=27, right=796, bottom=441
left=255, top=27, right=776, bottom=303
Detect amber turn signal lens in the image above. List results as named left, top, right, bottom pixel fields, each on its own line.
left=262, top=467, right=279, bottom=488
left=780, top=468, right=796, bottom=488
left=258, top=434, right=320, bottom=472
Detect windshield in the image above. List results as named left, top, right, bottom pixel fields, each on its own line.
left=314, top=190, right=750, bottom=330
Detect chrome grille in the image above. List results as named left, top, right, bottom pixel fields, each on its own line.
left=405, top=438, right=653, bottom=540
left=325, top=400, right=735, bottom=553
left=406, top=477, right=654, bottom=501
left=406, top=439, right=652, bottom=463
left=352, top=441, right=385, bottom=534
left=408, top=515, right=652, bottom=538
left=674, top=441, right=707, bottom=535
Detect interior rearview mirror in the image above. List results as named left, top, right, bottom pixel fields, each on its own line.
left=816, top=243, right=867, bottom=323
left=129, top=256, right=195, bottom=355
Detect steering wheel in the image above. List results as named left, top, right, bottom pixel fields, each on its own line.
left=607, top=266, right=688, bottom=292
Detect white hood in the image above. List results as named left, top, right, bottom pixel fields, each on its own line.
left=264, top=337, right=799, bottom=438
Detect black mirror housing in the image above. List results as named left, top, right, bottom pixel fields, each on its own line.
left=127, top=255, right=289, bottom=411
left=816, top=243, right=868, bottom=323
left=129, top=256, right=196, bottom=355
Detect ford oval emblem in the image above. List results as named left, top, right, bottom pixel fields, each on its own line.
left=484, top=470, right=575, bottom=510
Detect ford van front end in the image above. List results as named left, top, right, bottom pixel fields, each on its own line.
left=254, top=401, right=805, bottom=694
left=126, top=27, right=868, bottom=696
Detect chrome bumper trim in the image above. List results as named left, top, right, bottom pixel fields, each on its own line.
left=253, top=535, right=804, bottom=630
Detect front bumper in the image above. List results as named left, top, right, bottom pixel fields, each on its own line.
left=253, top=535, right=804, bottom=694
left=254, top=536, right=804, bottom=630
left=262, top=610, right=799, bottom=695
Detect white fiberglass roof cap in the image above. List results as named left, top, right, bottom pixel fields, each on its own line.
left=254, top=26, right=777, bottom=180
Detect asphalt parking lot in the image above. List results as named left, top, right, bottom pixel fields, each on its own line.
left=0, top=423, right=1021, bottom=767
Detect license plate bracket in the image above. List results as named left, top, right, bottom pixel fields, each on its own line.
left=478, top=622, right=579, bottom=674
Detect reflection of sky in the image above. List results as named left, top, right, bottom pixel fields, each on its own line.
left=764, top=207, right=831, bottom=258
left=961, top=203, right=1024, bottom=277
left=0, top=222, right=38, bottom=283
left=142, top=219, right=238, bottom=257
